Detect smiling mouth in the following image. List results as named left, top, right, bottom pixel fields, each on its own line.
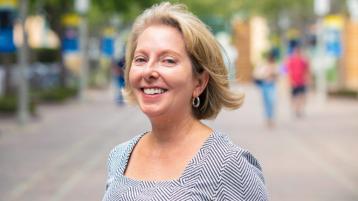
left=141, top=88, right=168, bottom=95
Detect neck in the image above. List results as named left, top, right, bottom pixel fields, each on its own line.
left=148, top=112, right=206, bottom=145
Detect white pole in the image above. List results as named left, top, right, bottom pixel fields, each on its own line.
left=315, top=17, right=327, bottom=103
left=76, top=0, right=89, bottom=101
left=17, top=0, right=29, bottom=124
left=78, top=16, right=88, bottom=101
left=314, top=0, right=330, bottom=103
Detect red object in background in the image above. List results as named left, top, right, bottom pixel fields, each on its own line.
left=286, top=52, right=309, bottom=87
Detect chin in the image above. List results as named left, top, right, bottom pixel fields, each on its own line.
left=139, top=104, right=166, bottom=118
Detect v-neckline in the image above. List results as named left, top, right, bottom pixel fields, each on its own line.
left=120, top=131, right=216, bottom=185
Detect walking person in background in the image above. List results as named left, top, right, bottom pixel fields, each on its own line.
left=102, top=2, right=268, bottom=200
left=254, top=51, right=278, bottom=128
left=285, top=43, right=310, bottom=118
left=113, top=56, right=125, bottom=105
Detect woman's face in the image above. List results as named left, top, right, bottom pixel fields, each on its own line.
left=129, top=25, right=202, bottom=119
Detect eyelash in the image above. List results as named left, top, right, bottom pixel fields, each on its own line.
left=133, top=56, right=177, bottom=66
left=134, top=57, right=147, bottom=64
left=162, top=58, right=176, bottom=65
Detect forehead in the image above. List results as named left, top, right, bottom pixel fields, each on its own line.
left=135, top=25, right=187, bottom=54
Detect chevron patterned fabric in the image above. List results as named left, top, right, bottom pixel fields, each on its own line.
left=102, top=131, right=268, bottom=200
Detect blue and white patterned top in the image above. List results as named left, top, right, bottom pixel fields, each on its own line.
left=102, top=131, right=268, bottom=200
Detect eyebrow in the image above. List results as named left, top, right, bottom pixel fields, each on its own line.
left=134, top=48, right=183, bottom=58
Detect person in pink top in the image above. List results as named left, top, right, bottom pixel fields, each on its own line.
left=286, top=45, right=310, bottom=117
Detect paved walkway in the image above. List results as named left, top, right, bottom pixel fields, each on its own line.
left=0, top=84, right=357, bottom=201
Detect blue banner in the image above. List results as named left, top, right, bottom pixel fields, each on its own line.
left=62, top=28, right=79, bottom=53
left=325, top=29, right=342, bottom=58
left=0, top=28, right=15, bottom=52
left=0, top=9, right=16, bottom=53
left=101, top=37, right=114, bottom=57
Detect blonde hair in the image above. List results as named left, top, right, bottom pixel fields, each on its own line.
left=124, top=2, right=244, bottom=119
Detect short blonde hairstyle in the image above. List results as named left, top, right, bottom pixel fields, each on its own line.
left=124, top=2, right=243, bottom=119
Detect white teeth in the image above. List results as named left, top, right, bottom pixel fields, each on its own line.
left=143, top=88, right=165, bottom=95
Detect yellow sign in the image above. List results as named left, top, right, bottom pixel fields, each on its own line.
left=324, top=15, right=344, bottom=28
left=0, top=0, right=17, bottom=8
left=62, top=13, right=81, bottom=27
left=103, top=27, right=116, bottom=37
left=286, top=28, right=300, bottom=39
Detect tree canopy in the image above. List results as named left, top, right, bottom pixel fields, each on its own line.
left=26, top=0, right=347, bottom=37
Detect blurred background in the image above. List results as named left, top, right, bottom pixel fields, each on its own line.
left=0, top=0, right=357, bottom=200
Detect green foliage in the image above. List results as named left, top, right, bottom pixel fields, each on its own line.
left=0, top=53, right=17, bottom=65
left=27, top=0, right=313, bottom=33
left=178, top=0, right=242, bottom=19
left=329, top=89, right=358, bottom=99
left=0, top=95, right=36, bottom=114
left=33, top=86, right=78, bottom=103
left=89, top=0, right=161, bottom=23
left=0, top=96, right=17, bottom=113
left=0, top=86, right=78, bottom=114
left=27, top=0, right=325, bottom=43
left=240, top=0, right=315, bottom=28
left=32, top=48, right=61, bottom=63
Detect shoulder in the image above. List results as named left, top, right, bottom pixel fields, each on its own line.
left=106, top=135, right=142, bottom=179
left=213, top=133, right=264, bottom=176
left=212, top=132, right=268, bottom=200
left=107, top=141, right=129, bottom=168
left=223, top=145, right=266, bottom=185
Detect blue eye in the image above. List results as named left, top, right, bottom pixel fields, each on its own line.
left=133, top=56, right=147, bottom=65
left=162, top=57, right=177, bottom=66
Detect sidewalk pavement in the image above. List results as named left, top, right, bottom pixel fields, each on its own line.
left=0, top=84, right=357, bottom=201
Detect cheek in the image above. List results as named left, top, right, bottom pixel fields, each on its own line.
left=171, top=72, right=196, bottom=94
left=128, top=68, right=141, bottom=86
left=162, top=68, right=190, bottom=86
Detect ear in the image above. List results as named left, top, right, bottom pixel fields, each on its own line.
left=193, top=71, right=209, bottom=97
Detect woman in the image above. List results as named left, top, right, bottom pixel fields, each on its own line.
left=103, top=2, right=268, bottom=200
left=255, top=51, right=278, bottom=128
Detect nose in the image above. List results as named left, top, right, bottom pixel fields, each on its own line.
left=142, top=60, right=159, bottom=81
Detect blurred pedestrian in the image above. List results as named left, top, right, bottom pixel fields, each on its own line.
left=112, top=56, right=125, bottom=105
left=285, top=43, right=310, bottom=118
left=254, top=51, right=278, bottom=128
left=102, top=2, right=268, bottom=201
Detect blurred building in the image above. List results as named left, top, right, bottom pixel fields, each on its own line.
left=314, top=14, right=358, bottom=92
left=233, top=13, right=358, bottom=93
left=250, top=17, right=270, bottom=69
left=233, top=17, right=269, bottom=83
left=343, top=18, right=358, bottom=90
left=233, top=19, right=251, bottom=82
left=13, top=15, right=60, bottom=49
